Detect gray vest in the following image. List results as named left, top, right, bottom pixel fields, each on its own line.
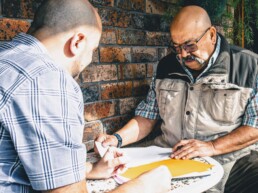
left=153, top=35, right=258, bottom=164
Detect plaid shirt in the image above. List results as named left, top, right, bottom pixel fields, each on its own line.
left=0, top=33, right=86, bottom=193
left=135, top=36, right=258, bottom=129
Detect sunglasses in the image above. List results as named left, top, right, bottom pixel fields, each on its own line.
left=170, top=27, right=211, bottom=54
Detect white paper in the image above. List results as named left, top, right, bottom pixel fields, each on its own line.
left=95, top=141, right=108, bottom=158
left=122, top=146, right=172, bottom=167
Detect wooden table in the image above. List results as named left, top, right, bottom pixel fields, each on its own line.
left=86, top=152, right=224, bottom=193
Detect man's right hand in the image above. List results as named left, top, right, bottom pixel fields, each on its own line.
left=111, top=165, right=171, bottom=193
left=94, top=134, right=118, bottom=154
left=138, top=166, right=171, bottom=193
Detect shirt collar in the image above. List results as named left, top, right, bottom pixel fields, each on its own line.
left=13, top=33, right=49, bottom=54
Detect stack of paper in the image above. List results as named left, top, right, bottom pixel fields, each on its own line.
left=94, top=142, right=213, bottom=184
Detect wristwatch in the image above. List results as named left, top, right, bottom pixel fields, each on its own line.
left=113, top=133, right=122, bottom=148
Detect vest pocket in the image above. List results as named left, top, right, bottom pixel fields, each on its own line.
left=158, top=89, right=180, bottom=119
left=201, top=86, right=250, bottom=125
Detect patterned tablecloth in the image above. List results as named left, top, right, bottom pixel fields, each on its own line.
left=86, top=152, right=217, bottom=193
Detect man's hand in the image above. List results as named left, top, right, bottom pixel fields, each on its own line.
left=95, top=133, right=118, bottom=147
left=87, top=147, right=127, bottom=179
left=171, top=139, right=215, bottom=160
left=137, top=166, right=171, bottom=193
left=94, top=133, right=118, bottom=154
left=111, top=165, right=171, bottom=193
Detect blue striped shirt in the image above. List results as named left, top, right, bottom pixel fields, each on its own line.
left=0, top=33, right=86, bottom=192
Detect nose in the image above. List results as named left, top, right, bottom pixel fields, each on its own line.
left=180, top=48, right=189, bottom=58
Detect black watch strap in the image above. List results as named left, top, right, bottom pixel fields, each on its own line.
left=113, top=133, right=122, bottom=148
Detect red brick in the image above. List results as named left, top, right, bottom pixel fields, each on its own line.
left=100, top=28, right=117, bottom=44
left=84, top=101, right=117, bottom=121
left=158, top=48, right=170, bottom=60
left=133, top=79, right=150, bottom=96
left=119, top=97, right=141, bottom=114
left=2, top=0, right=42, bottom=19
left=117, top=29, right=146, bottom=45
left=100, top=46, right=131, bottom=63
left=118, top=64, right=146, bottom=80
left=132, top=47, right=157, bottom=62
left=147, top=63, right=158, bottom=78
left=98, top=8, right=131, bottom=28
left=113, top=11, right=131, bottom=28
left=81, top=64, right=117, bottom=83
left=20, top=0, right=42, bottom=19
left=116, top=0, right=145, bottom=12
left=102, top=116, right=131, bottom=134
left=146, top=32, right=170, bottom=46
left=83, top=120, right=104, bottom=151
left=92, top=48, right=99, bottom=63
left=81, top=84, right=99, bottom=103
left=101, top=81, right=133, bottom=100
left=90, top=0, right=114, bottom=7
left=0, top=18, right=30, bottom=40
left=130, top=14, right=144, bottom=29
left=146, top=0, right=176, bottom=15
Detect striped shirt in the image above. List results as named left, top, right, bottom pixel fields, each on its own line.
left=0, top=33, right=86, bottom=193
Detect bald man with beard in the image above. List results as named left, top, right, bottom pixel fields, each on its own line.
left=96, top=5, right=258, bottom=192
left=0, top=0, right=171, bottom=193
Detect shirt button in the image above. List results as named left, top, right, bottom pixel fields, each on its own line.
left=190, top=87, right=194, bottom=90
left=186, top=111, right=191, bottom=115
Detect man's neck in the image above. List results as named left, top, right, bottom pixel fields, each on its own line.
left=187, top=63, right=208, bottom=78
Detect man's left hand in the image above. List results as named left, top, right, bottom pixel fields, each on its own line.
left=89, top=147, right=128, bottom=179
left=171, top=139, right=215, bottom=159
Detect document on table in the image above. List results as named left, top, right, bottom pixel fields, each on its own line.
left=94, top=142, right=214, bottom=184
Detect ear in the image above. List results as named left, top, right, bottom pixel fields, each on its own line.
left=209, top=26, right=217, bottom=45
left=69, top=33, right=86, bottom=56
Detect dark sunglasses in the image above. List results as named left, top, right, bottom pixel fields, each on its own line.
left=169, top=27, right=211, bottom=54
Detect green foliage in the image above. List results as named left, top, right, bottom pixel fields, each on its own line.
left=179, top=0, right=228, bottom=24
left=163, top=0, right=258, bottom=48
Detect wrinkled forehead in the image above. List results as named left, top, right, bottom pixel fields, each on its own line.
left=171, top=19, right=208, bottom=45
left=171, top=27, right=198, bottom=45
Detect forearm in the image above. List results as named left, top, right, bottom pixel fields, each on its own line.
left=212, top=125, right=258, bottom=155
left=109, top=176, right=149, bottom=193
left=85, top=162, right=95, bottom=179
left=116, top=116, right=158, bottom=146
left=42, top=180, right=87, bottom=193
left=109, top=166, right=171, bottom=193
left=86, top=162, right=106, bottom=180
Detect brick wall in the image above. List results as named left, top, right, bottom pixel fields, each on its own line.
left=0, top=0, right=179, bottom=151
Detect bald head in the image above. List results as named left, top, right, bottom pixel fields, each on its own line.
left=28, top=0, right=101, bottom=35
left=171, top=6, right=211, bottom=34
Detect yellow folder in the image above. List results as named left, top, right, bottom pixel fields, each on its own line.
left=121, top=158, right=213, bottom=179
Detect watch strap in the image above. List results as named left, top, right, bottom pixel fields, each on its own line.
left=113, top=133, right=122, bottom=148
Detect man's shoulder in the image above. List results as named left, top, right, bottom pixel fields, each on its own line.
left=159, top=53, right=177, bottom=64
left=229, top=44, right=258, bottom=60
left=156, top=53, right=185, bottom=79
